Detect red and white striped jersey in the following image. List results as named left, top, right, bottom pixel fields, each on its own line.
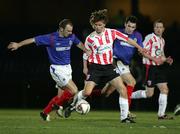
left=84, top=28, right=128, bottom=65
left=143, top=33, right=165, bottom=65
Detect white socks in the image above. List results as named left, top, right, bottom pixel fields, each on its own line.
left=158, top=93, right=167, bottom=117
left=71, top=90, right=87, bottom=106
left=77, top=90, right=87, bottom=100
left=131, top=90, right=147, bottom=99
left=119, top=97, right=129, bottom=120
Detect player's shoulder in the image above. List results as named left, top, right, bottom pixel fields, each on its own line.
left=133, top=31, right=142, bottom=36
left=144, top=33, right=154, bottom=39
left=88, top=31, right=96, bottom=38
left=116, top=28, right=124, bottom=33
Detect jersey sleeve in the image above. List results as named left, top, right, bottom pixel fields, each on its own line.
left=72, top=34, right=81, bottom=45
left=114, top=29, right=128, bottom=42
left=136, top=32, right=143, bottom=48
left=84, top=36, right=93, bottom=51
left=34, top=33, right=51, bottom=46
left=143, top=34, right=153, bottom=50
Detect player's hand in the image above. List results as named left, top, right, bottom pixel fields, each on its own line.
left=166, top=56, right=173, bottom=65
left=154, top=57, right=164, bottom=65
left=7, top=42, right=19, bottom=51
left=142, top=48, right=149, bottom=54
left=137, top=47, right=144, bottom=54
left=86, top=49, right=92, bottom=57
left=138, top=48, right=149, bottom=55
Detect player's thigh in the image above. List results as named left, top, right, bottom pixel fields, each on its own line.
left=65, top=79, right=78, bottom=94
left=101, top=83, right=116, bottom=96
left=156, top=83, right=169, bottom=94
left=121, top=73, right=136, bottom=86
left=109, top=76, right=127, bottom=97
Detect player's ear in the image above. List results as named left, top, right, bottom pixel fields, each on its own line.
left=59, top=27, right=63, bottom=32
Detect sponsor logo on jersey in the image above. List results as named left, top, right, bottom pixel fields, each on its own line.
left=56, top=43, right=61, bottom=46
left=56, top=46, right=71, bottom=51
left=96, top=46, right=111, bottom=54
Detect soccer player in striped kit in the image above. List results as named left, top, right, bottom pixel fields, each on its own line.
left=7, top=19, right=90, bottom=121
left=83, top=16, right=163, bottom=120
left=96, top=15, right=143, bottom=119
left=131, top=19, right=174, bottom=119
left=65, top=9, right=147, bottom=123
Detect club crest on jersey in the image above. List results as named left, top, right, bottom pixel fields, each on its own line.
left=155, top=48, right=162, bottom=56
left=133, top=38, right=137, bottom=42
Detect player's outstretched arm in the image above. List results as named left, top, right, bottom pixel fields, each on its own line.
left=7, top=38, right=35, bottom=51
left=77, top=42, right=92, bottom=56
left=127, top=38, right=144, bottom=53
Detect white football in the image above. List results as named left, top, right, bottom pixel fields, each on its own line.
left=75, top=99, right=90, bottom=115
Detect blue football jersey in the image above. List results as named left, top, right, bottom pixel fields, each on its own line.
left=35, top=32, right=81, bottom=65
left=113, top=29, right=143, bottom=65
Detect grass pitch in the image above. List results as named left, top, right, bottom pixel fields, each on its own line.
left=0, top=109, right=179, bottom=134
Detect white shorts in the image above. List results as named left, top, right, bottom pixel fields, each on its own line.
left=115, top=60, right=130, bottom=75
left=50, top=64, right=72, bottom=87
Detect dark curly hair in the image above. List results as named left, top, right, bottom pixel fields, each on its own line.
left=125, top=15, right=138, bottom=24
left=89, top=9, right=109, bottom=26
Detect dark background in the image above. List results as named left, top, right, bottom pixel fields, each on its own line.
left=0, top=0, right=180, bottom=111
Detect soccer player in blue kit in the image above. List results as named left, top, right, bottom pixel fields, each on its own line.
left=103, top=16, right=143, bottom=115
left=7, top=19, right=90, bottom=121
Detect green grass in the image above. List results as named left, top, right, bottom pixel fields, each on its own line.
left=0, top=109, right=179, bottom=134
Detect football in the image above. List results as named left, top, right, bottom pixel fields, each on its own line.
left=75, top=99, right=90, bottom=115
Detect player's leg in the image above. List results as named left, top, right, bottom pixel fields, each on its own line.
left=109, top=76, right=135, bottom=123
left=131, top=65, right=155, bottom=99
left=40, top=64, right=76, bottom=121
left=116, top=60, right=136, bottom=118
left=116, top=60, right=135, bottom=107
left=174, top=104, right=180, bottom=116
left=54, top=79, right=78, bottom=116
left=131, top=86, right=154, bottom=99
left=64, top=81, right=96, bottom=118
left=121, top=73, right=136, bottom=108
left=101, top=83, right=116, bottom=97
left=157, top=83, right=173, bottom=119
